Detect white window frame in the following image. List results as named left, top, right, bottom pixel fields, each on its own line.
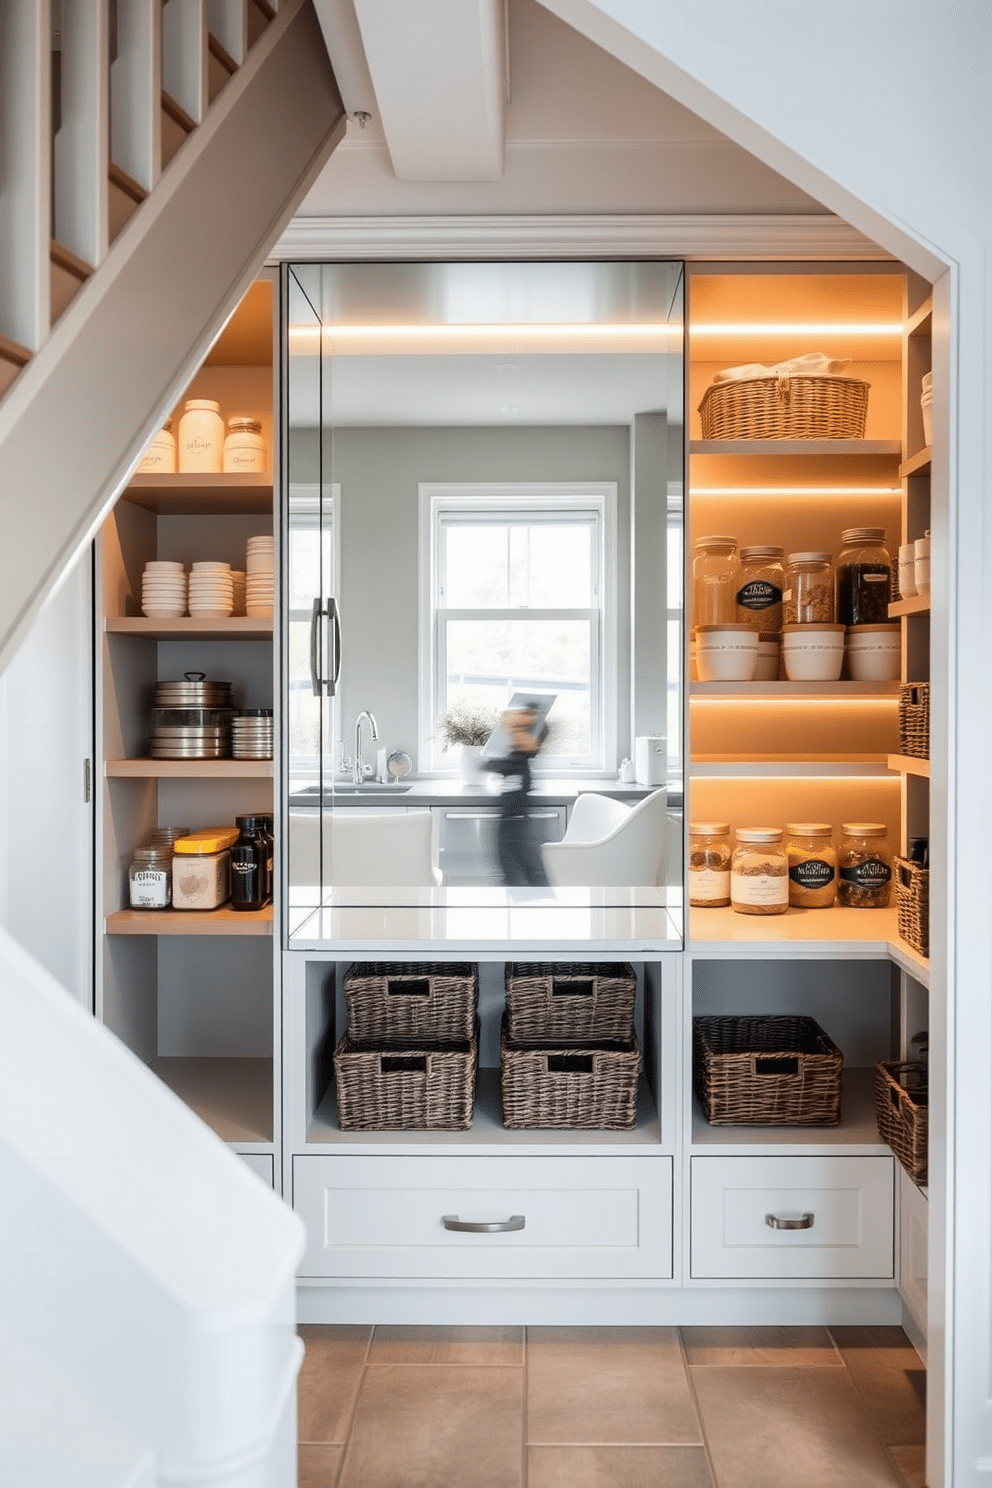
left=418, top=481, right=618, bottom=775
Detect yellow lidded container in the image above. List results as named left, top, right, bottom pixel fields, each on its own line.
left=172, top=827, right=240, bottom=856
left=172, top=826, right=240, bottom=909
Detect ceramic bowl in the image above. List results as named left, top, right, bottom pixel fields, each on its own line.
left=781, top=623, right=845, bottom=682
left=846, top=624, right=901, bottom=682
left=694, top=623, right=759, bottom=682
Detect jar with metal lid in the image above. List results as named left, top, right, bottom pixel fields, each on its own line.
left=837, top=822, right=893, bottom=908
left=736, top=545, right=784, bottom=634
left=688, top=822, right=732, bottom=907
left=148, top=826, right=189, bottom=847
left=178, top=399, right=224, bottom=472
left=731, top=827, right=789, bottom=916
left=223, top=416, right=266, bottom=473
left=783, top=552, right=835, bottom=625
left=692, top=536, right=741, bottom=629
left=836, top=527, right=892, bottom=626
left=128, top=845, right=173, bottom=909
left=136, top=419, right=176, bottom=474
left=785, top=822, right=836, bottom=908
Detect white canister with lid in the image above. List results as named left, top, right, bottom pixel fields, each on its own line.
left=223, top=416, right=266, bottom=473
left=178, top=399, right=224, bottom=472
left=136, top=420, right=176, bottom=474
left=914, top=531, right=931, bottom=596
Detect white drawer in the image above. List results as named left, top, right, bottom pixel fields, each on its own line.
left=294, top=1153, right=672, bottom=1280
left=690, top=1155, right=894, bottom=1280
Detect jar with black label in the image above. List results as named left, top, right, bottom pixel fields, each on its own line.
left=688, top=822, right=732, bottom=907
left=128, top=845, right=173, bottom=909
left=692, top=536, right=740, bottom=629
left=736, top=545, right=784, bottom=633
left=836, top=527, right=892, bottom=627
left=785, top=822, right=836, bottom=908
left=838, top=822, right=893, bottom=908
left=731, top=827, right=789, bottom=916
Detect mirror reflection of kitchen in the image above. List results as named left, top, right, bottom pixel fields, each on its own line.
left=285, top=261, right=684, bottom=908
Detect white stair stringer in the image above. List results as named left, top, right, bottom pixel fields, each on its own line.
left=0, top=0, right=346, bottom=676
left=0, top=922, right=306, bottom=1485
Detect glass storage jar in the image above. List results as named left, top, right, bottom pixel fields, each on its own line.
left=837, top=822, right=893, bottom=908
left=688, top=822, right=732, bottom=907
left=178, top=399, right=224, bottom=472
left=785, top=822, right=836, bottom=908
left=730, top=827, right=789, bottom=916
left=836, top=527, right=892, bottom=626
left=692, top=536, right=741, bottom=629
left=736, top=545, right=785, bottom=634
left=223, top=416, right=266, bottom=473
left=128, top=845, right=173, bottom=909
left=783, top=552, right=835, bottom=625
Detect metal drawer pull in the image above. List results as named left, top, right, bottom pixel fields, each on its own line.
left=443, top=1214, right=525, bottom=1233
left=765, top=1211, right=815, bottom=1230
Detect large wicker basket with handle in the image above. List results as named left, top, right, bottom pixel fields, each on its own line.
left=699, top=375, right=869, bottom=441
left=693, top=1014, right=843, bottom=1126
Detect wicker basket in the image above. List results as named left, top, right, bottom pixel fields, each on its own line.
left=698, top=375, right=869, bottom=441
left=504, top=962, right=636, bottom=1044
left=894, top=857, right=930, bottom=958
left=693, top=1015, right=843, bottom=1126
left=333, top=1022, right=478, bottom=1130
left=500, top=1014, right=640, bottom=1129
left=875, top=1060, right=928, bottom=1184
left=343, top=961, right=478, bottom=1045
left=899, top=683, right=930, bottom=760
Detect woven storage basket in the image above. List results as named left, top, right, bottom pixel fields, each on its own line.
left=899, top=682, right=930, bottom=760
left=693, top=1015, right=843, bottom=1126
left=343, top=961, right=478, bottom=1045
left=333, top=1022, right=478, bottom=1130
left=504, top=962, right=636, bottom=1044
left=500, top=1014, right=640, bottom=1129
left=875, top=1060, right=928, bottom=1184
left=894, top=857, right=930, bottom=958
left=698, top=375, right=869, bottom=441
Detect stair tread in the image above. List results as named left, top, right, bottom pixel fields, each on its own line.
left=208, top=34, right=239, bottom=76
left=161, top=90, right=197, bottom=135
left=50, top=239, right=93, bottom=282
left=0, top=333, right=30, bottom=368
left=108, top=160, right=147, bottom=205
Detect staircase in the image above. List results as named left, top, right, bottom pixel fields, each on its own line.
left=0, top=0, right=346, bottom=674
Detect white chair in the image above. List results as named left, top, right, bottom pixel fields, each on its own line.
left=289, top=810, right=443, bottom=887
left=541, top=787, right=669, bottom=886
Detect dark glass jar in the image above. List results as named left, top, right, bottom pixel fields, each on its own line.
left=836, top=527, right=892, bottom=626
left=231, top=815, right=268, bottom=911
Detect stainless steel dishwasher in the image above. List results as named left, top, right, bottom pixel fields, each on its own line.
left=433, top=805, right=566, bottom=886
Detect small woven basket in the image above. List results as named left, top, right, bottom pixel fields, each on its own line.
left=698, top=375, right=869, bottom=441
left=693, top=1015, right=843, bottom=1126
left=333, top=1022, right=478, bottom=1130
left=898, top=683, right=930, bottom=760
left=343, top=961, right=478, bottom=1045
left=875, top=1060, right=928, bottom=1184
left=894, top=857, right=929, bottom=958
left=500, top=1015, right=640, bottom=1130
left=504, top=962, right=636, bottom=1044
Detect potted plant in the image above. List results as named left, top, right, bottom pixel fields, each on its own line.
left=436, top=703, right=498, bottom=782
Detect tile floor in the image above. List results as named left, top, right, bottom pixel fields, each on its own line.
left=296, top=1323, right=926, bottom=1488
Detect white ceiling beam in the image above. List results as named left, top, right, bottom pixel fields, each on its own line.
left=351, top=0, right=506, bottom=181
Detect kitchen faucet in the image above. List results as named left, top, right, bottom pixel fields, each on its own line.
left=353, top=710, right=379, bottom=784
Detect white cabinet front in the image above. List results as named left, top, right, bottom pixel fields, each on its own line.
left=294, top=1154, right=672, bottom=1280
left=690, top=1155, right=894, bottom=1280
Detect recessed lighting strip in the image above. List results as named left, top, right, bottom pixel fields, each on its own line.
left=690, top=323, right=902, bottom=336
left=692, top=487, right=901, bottom=497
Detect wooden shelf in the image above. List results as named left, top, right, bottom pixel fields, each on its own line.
left=907, top=299, right=933, bottom=338
left=689, top=902, right=903, bottom=956
left=690, top=439, right=902, bottom=459
left=106, top=616, right=273, bottom=639
left=900, top=448, right=932, bottom=478
left=691, top=758, right=892, bottom=775
left=150, top=1056, right=273, bottom=1143
left=691, top=681, right=901, bottom=700
left=888, top=754, right=930, bottom=779
left=889, top=594, right=930, bottom=617
left=123, top=472, right=273, bottom=515
left=107, top=905, right=273, bottom=935
left=106, top=758, right=273, bottom=778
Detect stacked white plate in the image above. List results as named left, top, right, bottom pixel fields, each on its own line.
left=245, top=536, right=274, bottom=618
left=230, top=569, right=246, bottom=617
left=141, top=561, right=187, bottom=618
left=188, top=560, right=233, bottom=619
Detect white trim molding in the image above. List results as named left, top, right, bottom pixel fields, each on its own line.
left=271, top=213, right=893, bottom=263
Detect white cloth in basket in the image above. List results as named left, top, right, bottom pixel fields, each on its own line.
left=712, top=351, right=853, bottom=387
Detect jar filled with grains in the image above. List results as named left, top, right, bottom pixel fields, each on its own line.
left=688, top=822, right=732, bottom=907
left=736, top=545, right=785, bottom=633
left=838, top=822, right=893, bottom=908
left=785, top=822, right=836, bottom=908
left=731, top=827, right=789, bottom=916
left=784, top=552, right=835, bottom=625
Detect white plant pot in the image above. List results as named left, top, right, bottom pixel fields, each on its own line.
left=457, top=744, right=487, bottom=783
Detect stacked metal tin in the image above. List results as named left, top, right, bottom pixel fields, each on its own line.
left=149, top=674, right=234, bottom=759
left=230, top=708, right=274, bottom=760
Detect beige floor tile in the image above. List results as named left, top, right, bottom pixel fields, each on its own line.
left=526, top=1326, right=701, bottom=1446
left=830, top=1327, right=927, bottom=1446
left=337, top=1363, right=523, bottom=1488
left=297, top=1325, right=372, bottom=1445
left=298, top=1443, right=343, bottom=1488
left=681, top=1325, right=840, bottom=1368
left=528, top=1444, right=714, bottom=1488
left=369, top=1324, right=524, bottom=1366
left=692, top=1366, right=904, bottom=1488
left=888, top=1444, right=928, bottom=1488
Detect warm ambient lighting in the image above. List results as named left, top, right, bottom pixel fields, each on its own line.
left=287, top=322, right=683, bottom=354
left=692, top=487, right=901, bottom=497
left=690, top=323, right=902, bottom=337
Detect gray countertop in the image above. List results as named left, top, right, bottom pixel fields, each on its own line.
left=289, top=778, right=680, bottom=810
